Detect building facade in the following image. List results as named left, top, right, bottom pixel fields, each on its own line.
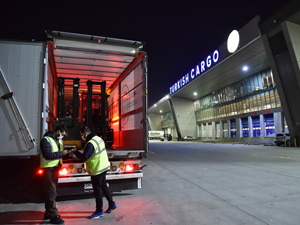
left=149, top=1, right=300, bottom=145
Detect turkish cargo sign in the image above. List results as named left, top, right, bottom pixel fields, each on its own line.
left=169, top=50, right=220, bottom=94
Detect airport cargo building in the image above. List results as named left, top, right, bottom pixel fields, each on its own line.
left=148, top=1, right=300, bottom=145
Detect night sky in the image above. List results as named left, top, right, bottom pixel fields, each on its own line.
left=0, top=0, right=292, bottom=107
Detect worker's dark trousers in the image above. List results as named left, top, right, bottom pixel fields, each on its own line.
left=91, top=171, right=114, bottom=212
left=43, top=166, right=60, bottom=217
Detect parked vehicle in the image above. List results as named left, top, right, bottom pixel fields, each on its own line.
left=149, top=131, right=164, bottom=140
left=183, top=136, right=195, bottom=141
left=0, top=31, right=148, bottom=195
left=275, top=133, right=290, bottom=146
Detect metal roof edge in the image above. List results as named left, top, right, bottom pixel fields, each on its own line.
left=47, top=30, right=144, bottom=47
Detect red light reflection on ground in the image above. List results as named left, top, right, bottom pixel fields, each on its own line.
left=55, top=196, right=166, bottom=225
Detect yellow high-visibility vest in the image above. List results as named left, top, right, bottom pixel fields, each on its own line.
left=85, top=136, right=110, bottom=176
left=40, top=136, right=63, bottom=168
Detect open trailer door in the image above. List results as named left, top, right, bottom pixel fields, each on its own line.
left=108, top=52, right=148, bottom=151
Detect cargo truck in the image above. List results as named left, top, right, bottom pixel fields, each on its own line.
left=0, top=31, right=148, bottom=196
left=148, top=130, right=164, bottom=140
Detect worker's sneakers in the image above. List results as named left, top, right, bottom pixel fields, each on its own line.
left=89, top=211, right=104, bottom=219
left=105, top=203, right=117, bottom=213
left=49, top=215, right=65, bottom=224
left=43, top=214, right=52, bottom=222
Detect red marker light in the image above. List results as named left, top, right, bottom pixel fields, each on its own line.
left=37, top=169, right=44, bottom=175
left=125, top=165, right=134, bottom=172
left=59, top=168, right=68, bottom=176
left=98, top=38, right=101, bottom=44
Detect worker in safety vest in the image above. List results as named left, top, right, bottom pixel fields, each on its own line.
left=40, top=125, right=68, bottom=224
left=73, top=126, right=117, bottom=219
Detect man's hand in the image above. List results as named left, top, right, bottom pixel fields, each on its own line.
left=63, top=150, right=68, bottom=155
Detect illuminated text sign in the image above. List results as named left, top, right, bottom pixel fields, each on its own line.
left=169, top=50, right=220, bottom=94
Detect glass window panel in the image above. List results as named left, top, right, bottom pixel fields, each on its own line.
left=237, top=101, right=242, bottom=114
left=275, top=90, right=281, bottom=107
left=250, top=76, right=255, bottom=94
left=271, top=71, right=276, bottom=87
left=270, top=90, right=276, bottom=108
left=242, top=80, right=248, bottom=95
left=252, top=95, right=258, bottom=111
left=239, top=83, right=244, bottom=97
left=248, top=97, right=253, bottom=112
left=194, top=100, right=200, bottom=111
left=226, top=104, right=230, bottom=116
left=261, top=93, right=266, bottom=109
left=246, top=97, right=251, bottom=112
left=257, top=72, right=263, bottom=90
left=247, top=79, right=252, bottom=94
left=265, top=91, right=271, bottom=109
left=235, top=101, right=240, bottom=114
left=257, top=94, right=262, bottom=110
left=241, top=118, right=249, bottom=137
left=233, top=102, right=237, bottom=115
left=230, top=104, right=234, bottom=115
left=241, top=100, right=245, bottom=113
left=252, top=116, right=261, bottom=137
left=268, top=75, right=274, bottom=88
left=264, top=114, right=275, bottom=137
left=230, top=119, right=237, bottom=137
left=253, top=74, right=260, bottom=92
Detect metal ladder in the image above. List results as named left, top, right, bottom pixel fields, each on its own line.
left=0, top=70, right=35, bottom=150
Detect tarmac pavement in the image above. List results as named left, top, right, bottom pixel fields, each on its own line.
left=1, top=141, right=300, bottom=225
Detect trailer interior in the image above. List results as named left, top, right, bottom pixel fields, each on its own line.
left=45, top=31, right=147, bottom=151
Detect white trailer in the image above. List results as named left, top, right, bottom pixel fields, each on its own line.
left=0, top=31, right=148, bottom=195
left=148, top=130, right=164, bottom=140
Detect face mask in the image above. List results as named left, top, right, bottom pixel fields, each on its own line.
left=56, top=132, right=64, bottom=140
left=81, top=134, right=87, bottom=141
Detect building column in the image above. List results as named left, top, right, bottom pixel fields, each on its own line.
left=220, top=120, right=224, bottom=138
left=274, top=112, right=282, bottom=134
left=228, top=119, right=231, bottom=138
left=168, top=98, right=182, bottom=140
left=249, top=116, right=253, bottom=138
left=260, top=114, right=265, bottom=137
left=206, top=122, right=209, bottom=138
left=237, top=118, right=242, bottom=138
left=212, top=121, right=216, bottom=138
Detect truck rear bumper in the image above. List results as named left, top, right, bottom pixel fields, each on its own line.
left=57, top=172, right=143, bottom=196
left=58, top=172, right=143, bottom=183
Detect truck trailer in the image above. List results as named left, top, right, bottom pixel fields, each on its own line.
left=0, top=31, right=148, bottom=196
left=148, top=130, right=164, bottom=140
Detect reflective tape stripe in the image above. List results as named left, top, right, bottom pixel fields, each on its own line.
left=90, top=139, right=100, bottom=154
left=87, top=166, right=110, bottom=175
left=94, top=147, right=106, bottom=156
left=90, top=139, right=106, bottom=156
